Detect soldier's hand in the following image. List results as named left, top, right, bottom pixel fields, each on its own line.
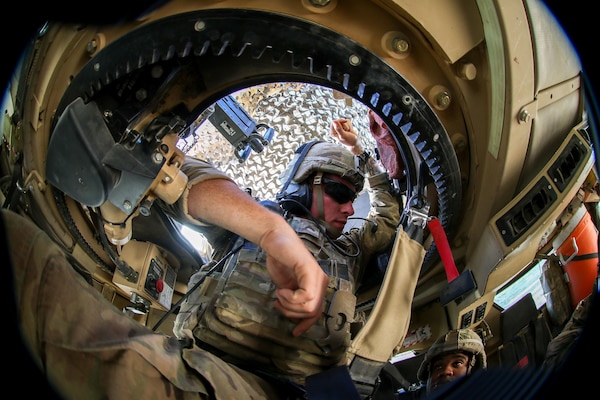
left=265, top=249, right=328, bottom=336
left=330, top=118, right=360, bottom=153
left=187, top=177, right=328, bottom=336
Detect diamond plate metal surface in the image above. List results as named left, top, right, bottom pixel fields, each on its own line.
left=180, top=83, right=374, bottom=201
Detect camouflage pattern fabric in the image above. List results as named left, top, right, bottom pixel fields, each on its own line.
left=191, top=241, right=355, bottom=385
left=542, top=293, right=592, bottom=372
left=176, top=179, right=399, bottom=385
left=4, top=209, right=281, bottom=399
left=279, top=141, right=365, bottom=189
left=169, top=157, right=400, bottom=388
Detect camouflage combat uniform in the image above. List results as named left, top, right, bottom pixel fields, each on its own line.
left=171, top=152, right=400, bottom=387
left=6, top=151, right=399, bottom=399
left=4, top=208, right=280, bottom=399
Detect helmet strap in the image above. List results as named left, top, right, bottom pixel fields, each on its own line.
left=312, top=172, right=325, bottom=221
left=466, top=353, right=476, bottom=375
left=312, top=172, right=342, bottom=237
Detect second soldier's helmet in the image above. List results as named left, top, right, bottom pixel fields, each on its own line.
left=416, top=329, right=487, bottom=382
left=276, top=140, right=364, bottom=213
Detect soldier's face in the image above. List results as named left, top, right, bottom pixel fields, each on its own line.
left=310, top=174, right=356, bottom=231
left=427, top=352, right=470, bottom=393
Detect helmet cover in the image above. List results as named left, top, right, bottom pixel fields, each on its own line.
left=279, top=141, right=364, bottom=189
left=416, top=329, right=487, bottom=381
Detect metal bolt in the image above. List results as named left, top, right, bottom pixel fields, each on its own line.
left=519, top=109, right=531, bottom=123
left=391, top=38, right=409, bottom=53
left=123, top=200, right=132, bottom=210
left=135, top=89, right=147, bottom=102
left=139, top=199, right=152, bottom=216
left=194, top=20, right=206, bottom=32
left=436, top=91, right=451, bottom=109
left=86, top=39, right=98, bottom=54
left=153, top=152, right=164, bottom=163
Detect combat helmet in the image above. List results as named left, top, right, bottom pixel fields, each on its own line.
left=279, top=140, right=364, bottom=188
left=416, top=329, right=487, bottom=382
left=276, top=140, right=364, bottom=214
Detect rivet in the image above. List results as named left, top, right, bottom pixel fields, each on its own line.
left=348, top=54, right=361, bottom=66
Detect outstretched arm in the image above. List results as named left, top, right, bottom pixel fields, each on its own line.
left=330, top=118, right=386, bottom=176
left=186, top=177, right=328, bottom=336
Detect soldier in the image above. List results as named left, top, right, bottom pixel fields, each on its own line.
left=416, top=329, right=488, bottom=395
left=542, top=293, right=593, bottom=372
left=6, top=117, right=411, bottom=399
left=5, top=172, right=329, bottom=399
left=169, top=117, right=401, bottom=393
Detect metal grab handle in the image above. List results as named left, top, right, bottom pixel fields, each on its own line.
left=558, top=237, right=579, bottom=265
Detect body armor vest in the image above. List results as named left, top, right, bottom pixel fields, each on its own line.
left=179, top=216, right=358, bottom=385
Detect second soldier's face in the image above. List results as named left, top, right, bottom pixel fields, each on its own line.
left=427, top=352, right=470, bottom=393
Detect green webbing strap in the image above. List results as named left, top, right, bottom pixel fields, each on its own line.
left=313, top=172, right=325, bottom=220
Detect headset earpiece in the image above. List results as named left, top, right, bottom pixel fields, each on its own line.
left=276, top=140, right=323, bottom=214
left=278, top=182, right=311, bottom=214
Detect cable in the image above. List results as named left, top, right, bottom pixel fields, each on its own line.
left=95, top=210, right=138, bottom=282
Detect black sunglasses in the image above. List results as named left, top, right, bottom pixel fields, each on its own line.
left=321, top=178, right=358, bottom=204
